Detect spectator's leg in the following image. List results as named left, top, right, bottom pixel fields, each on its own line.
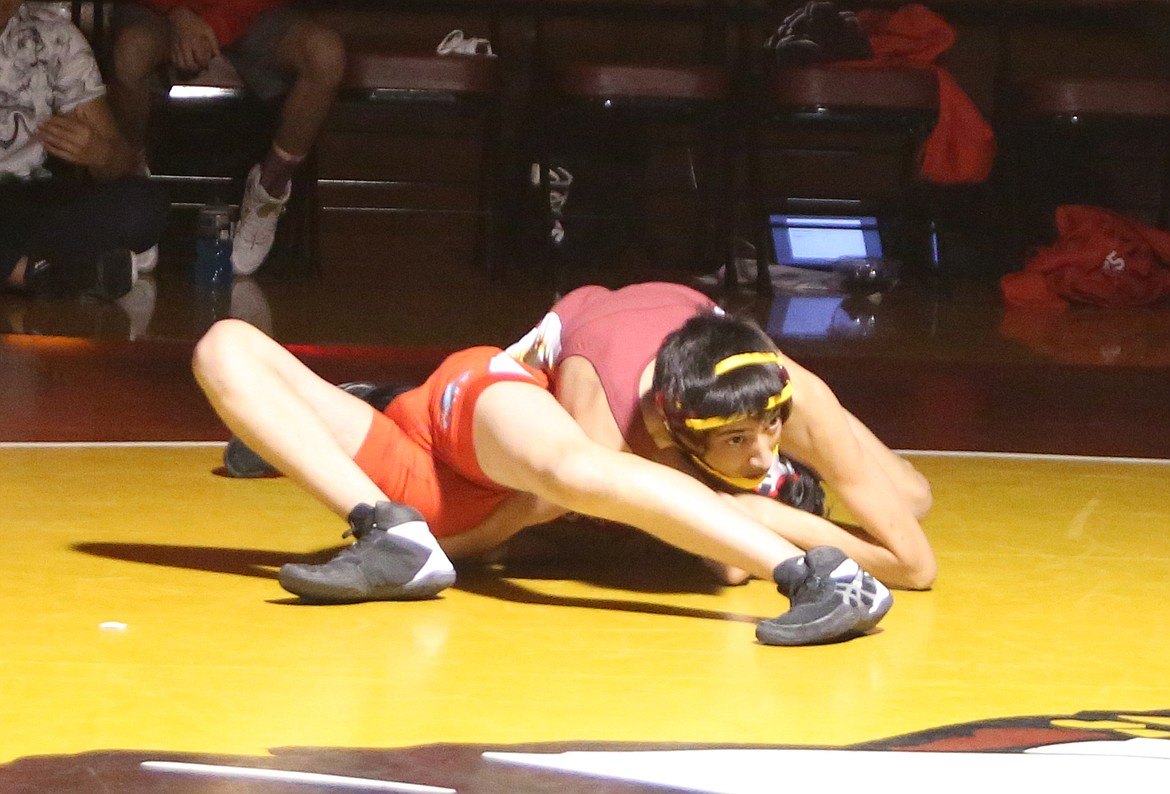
left=0, top=182, right=36, bottom=289
left=228, top=13, right=344, bottom=275
left=0, top=178, right=164, bottom=299
left=106, top=6, right=171, bottom=157
left=261, top=16, right=345, bottom=196
left=30, top=178, right=170, bottom=262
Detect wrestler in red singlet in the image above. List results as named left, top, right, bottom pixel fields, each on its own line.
left=547, top=282, right=717, bottom=457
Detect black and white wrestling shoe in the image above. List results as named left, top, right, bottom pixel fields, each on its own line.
left=279, top=502, right=456, bottom=603
left=756, top=546, right=892, bottom=646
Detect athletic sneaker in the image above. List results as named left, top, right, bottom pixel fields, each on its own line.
left=231, top=164, right=288, bottom=276
left=278, top=501, right=456, bottom=602
left=131, top=246, right=159, bottom=276
left=756, top=546, right=893, bottom=646
left=24, top=249, right=134, bottom=301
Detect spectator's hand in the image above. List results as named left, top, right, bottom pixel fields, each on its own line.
left=167, top=6, right=219, bottom=74
left=37, top=113, right=112, bottom=170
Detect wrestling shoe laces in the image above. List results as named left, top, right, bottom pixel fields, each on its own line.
left=278, top=502, right=455, bottom=603
left=756, top=546, right=892, bottom=646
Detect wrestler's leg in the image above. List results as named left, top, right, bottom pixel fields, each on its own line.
left=471, top=381, right=891, bottom=645
left=192, top=319, right=455, bottom=602
left=192, top=318, right=384, bottom=516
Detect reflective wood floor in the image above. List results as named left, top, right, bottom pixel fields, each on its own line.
left=2, top=217, right=1170, bottom=792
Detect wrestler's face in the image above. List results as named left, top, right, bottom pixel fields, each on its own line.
left=699, top=412, right=783, bottom=482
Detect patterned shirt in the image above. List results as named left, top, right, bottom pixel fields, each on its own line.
left=0, top=4, right=104, bottom=180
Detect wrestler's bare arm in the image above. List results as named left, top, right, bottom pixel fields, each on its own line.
left=841, top=408, right=933, bottom=519
left=768, top=360, right=937, bottom=589
left=471, top=381, right=807, bottom=582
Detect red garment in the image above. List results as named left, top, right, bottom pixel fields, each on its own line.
left=136, top=0, right=285, bottom=48
left=1001, top=205, right=1170, bottom=309
left=354, top=347, right=549, bottom=538
left=550, top=283, right=716, bottom=458
left=852, top=4, right=995, bottom=184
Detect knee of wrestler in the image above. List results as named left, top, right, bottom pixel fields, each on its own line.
left=541, top=448, right=615, bottom=514
left=192, top=318, right=263, bottom=391
left=111, top=24, right=166, bottom=83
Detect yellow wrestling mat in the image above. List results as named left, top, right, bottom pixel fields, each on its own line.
left=1, top=445, right=1169, bottom=790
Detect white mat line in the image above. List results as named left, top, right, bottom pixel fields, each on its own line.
left=0, top=441, right=226, bottom=449
left=896, top=449, right=1170, bottom=466
left=140, top=761, right=455, bottom=793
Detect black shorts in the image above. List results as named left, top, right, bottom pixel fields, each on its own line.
left=112, top=3, right=303, bottom=101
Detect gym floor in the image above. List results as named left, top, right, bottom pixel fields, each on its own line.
left=2, top=217, right=1169, bottom=792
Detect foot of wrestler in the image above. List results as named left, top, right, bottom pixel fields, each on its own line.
left=756, top=546, right=892, bottom=646
left=279, top=502, right=456, bottom=603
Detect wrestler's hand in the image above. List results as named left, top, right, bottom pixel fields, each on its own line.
left=37, top=113, right=113, bottom=170
left=701, top=556, right=752, bottom=586
left=167, top=6, right=219, bottom=74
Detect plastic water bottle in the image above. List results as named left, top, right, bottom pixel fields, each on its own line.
left=193, top=203, right=233, bottom=288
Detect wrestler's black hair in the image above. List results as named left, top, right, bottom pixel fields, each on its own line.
left=651, top=312, right=791, bottom=453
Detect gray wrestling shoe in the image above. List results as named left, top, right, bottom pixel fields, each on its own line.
left=223, top=435, right=278, bottom=478
left=756, top=546, right=892, bottom=646
left=278, top=501, right=456, bottom=603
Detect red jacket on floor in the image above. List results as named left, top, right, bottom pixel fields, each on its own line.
left=852, top=4, right=995, bottom=184
left=136, top=0, right=285, bottom=48
left=1001, top=205, right=1170, bottom=309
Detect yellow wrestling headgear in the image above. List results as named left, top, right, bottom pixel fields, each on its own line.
left=679, top=352, right=793, bottom=432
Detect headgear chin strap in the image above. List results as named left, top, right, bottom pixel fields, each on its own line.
left=657, top=350, right=794, bottom=490
left=687, top=445, right=782, bottom=492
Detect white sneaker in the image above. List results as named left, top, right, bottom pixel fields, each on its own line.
left=131, top=246, right=158, bottom=276
left=436, top=29, right=495, bottom=56
left=129, top=159, right=159, bottom=280
left=231, top=164, right=288, bottom=276
left=117, top=276, right=156, bottom=341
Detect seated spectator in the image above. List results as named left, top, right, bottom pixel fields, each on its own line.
left=107, top=0, right=345, bottom=276
left=1, top=1, right=169, bottom=301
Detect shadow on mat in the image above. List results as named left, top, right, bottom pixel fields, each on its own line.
left=72, top=542, right=339, bottom=580
left=74, top=522, right=727, bottom=593
left=453, top=572, right=759, bottom=624
left=73, top=530, right=763, bottom=624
